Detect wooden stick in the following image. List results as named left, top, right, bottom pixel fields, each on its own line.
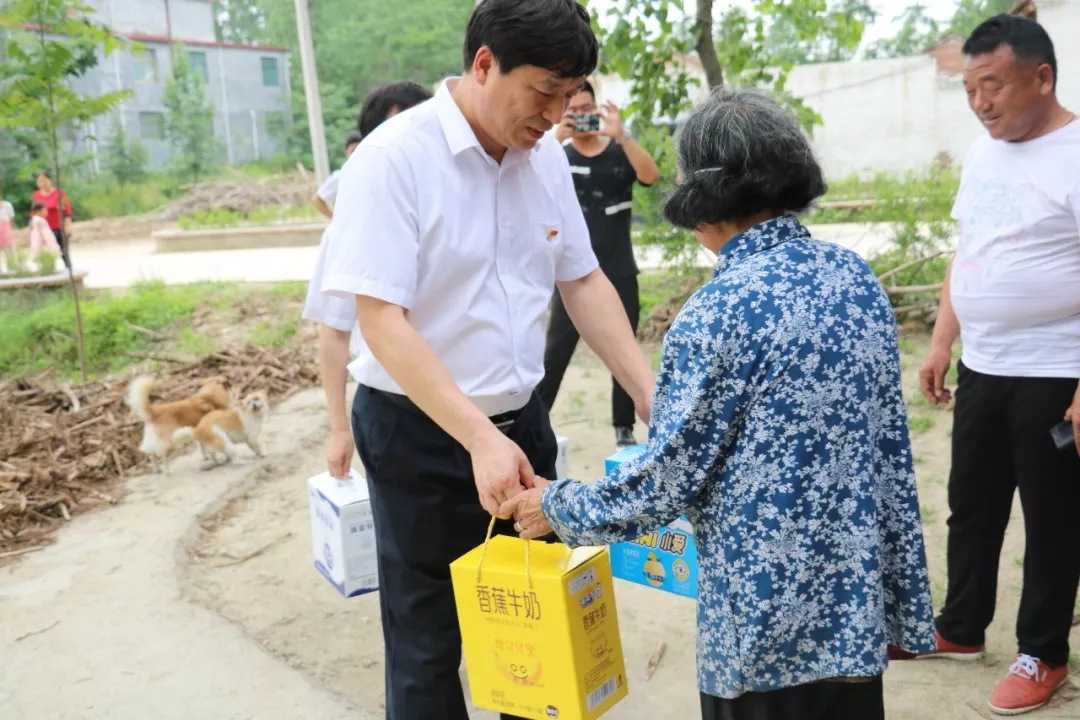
left=213, top=532, right=293, bottom=567
left=645, top=639, right=667, bottom=680
left=885, top=283, right=944, bottom=296
left=120, top=351, right=190, bottom=364
left=0, top=545, right=46, bottom=560
left=876, top=251, right=948, bottom=283
left=15, top=620, right=60, bottom=642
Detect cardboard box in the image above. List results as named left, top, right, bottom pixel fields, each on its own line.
left=555, top=434, right=570, bottom=480
left=451, top=535, right=628, bottom=720
left=605, top=445, right=699, bottom=599
left=307, top=470, right=378, bottom=598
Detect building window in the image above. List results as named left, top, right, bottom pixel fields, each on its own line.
left=188, top=50, right=208, bottom=83
left=132, top=48, right=158, bottom=83
left=139, top=111, right=165, bottom=140
left=261, top=57, right=279, bottom=87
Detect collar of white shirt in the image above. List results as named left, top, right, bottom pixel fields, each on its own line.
left=434, top=77, right=540, bottom=168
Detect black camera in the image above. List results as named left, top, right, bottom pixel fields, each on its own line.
left=571, top=113, right=601, bottom=133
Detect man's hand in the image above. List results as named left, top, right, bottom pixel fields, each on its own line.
left=1065, top=381, right=1080, bottom=456
left=554, top=114, right=576, bottom=144
left=326, top=429, right=355, bottom=479
left=499, top=479, right=554, bottom=541
left=918, top=347, right=953, bottom=405
left=599, top=101, right=626, bottom=142
left=469, top=428, right=536, bottom=517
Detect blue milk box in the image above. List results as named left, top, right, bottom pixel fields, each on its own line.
left=605, top=445, right=699, bottom=599
left=308, top=469, right=379, bottom=598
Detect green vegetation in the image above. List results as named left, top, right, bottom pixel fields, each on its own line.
left=0, top=280, right=308, bottom=380
left=177, top=205, right=322, bottom=230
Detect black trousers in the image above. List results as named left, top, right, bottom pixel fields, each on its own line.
left=536, top=272, right=640, bottom=428
left=935, top=361, right=1080, bottom=665
left=700, top=678, right=884, bottom=720
left=351, top=386, right=558, bottom=720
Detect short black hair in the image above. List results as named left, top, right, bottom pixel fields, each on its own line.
left=357, top=81, right=432, bottom=137
left=32, top=201, right=45, bottom=212
left=37, top=170, right=51, bottom=180
left=663, top=87, right=827, bottom=229
left=578, top=80, right=595, bottom=100
left=464, top=0, right=597, bottom=79
left=344, top=130, right=363, bottom=150
left=963, top=14, right=1057, bottom=86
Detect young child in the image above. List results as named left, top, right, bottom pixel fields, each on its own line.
left=0, top=193, right=14, bottom=273
left=27, top=202, right=60, bottom=265
left=312, top=130, right=364, bottom=220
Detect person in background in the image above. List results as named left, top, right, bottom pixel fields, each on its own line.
left=320, top=0, right=655, bottom=717
left=30, top=171, right=72, bottom=268
left=27, top=202, right=59, bottom=265
left=0, top=190, right=14, bottom=273
left=914, top=15, right=1080, bottom=716
left=502, top=86, right=936, bottom=720
left=538, top=79, right=660, bottom=448
left=312, top=131, right=364, bottom=220
left=303, top=80, right=433, bottom=479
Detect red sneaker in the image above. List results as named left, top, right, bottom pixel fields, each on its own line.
left=888, top=630, right=984, bottom=661
left=988, top=654, right=1069, bottom=715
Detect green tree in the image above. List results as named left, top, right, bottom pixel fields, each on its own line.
left=0, top=0, right=130, bottom=380
left=162, top=43, right=218, bottom=182
left=946, top=0, right=1014, bottom=37
left=213, top=0, right=264, bottom=44
left=215, top=0, right=472, bottom=168
left=103, top=118, right=149, bottom=185
left=597, top=0, right=870, bottom=263
left=863, top=4, right=941, bottom=59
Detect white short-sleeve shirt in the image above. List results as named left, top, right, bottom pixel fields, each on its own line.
left=321, top=79, right=598, bottom=414
left=950, top=121, right=1080, bottom=378
left=302, top=227, right=361, bottom=355
left=316, top=170, right=341, bottom=205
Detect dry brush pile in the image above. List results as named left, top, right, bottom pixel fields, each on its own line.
left=0, top=344, right=319, bottom=558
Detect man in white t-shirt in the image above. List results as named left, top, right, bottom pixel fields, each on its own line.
left=312, top=131, right=363, bottom=220
left=303, top=81, right=432, bottom=478
left=915, top=15, right=1080, bottom=716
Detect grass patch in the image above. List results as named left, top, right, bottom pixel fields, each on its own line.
left=920, top=504, right=937, bottom=524
left=908, top=415, right=935, bottom=434
left=637, top=268, right=709, bottom=330
left=0, top=281, right=206, bottom=379
left=177, top=205, right=321, bottom=230
left=0, top=280, right=309, bottom=381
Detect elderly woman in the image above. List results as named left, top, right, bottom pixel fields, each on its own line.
left=501, top=87, right=937, bottom=720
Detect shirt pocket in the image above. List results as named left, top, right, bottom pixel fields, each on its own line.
left=519, top=214, right=562, bottom=279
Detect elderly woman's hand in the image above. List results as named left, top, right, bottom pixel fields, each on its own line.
left=499, top=477, right=553, bottom=540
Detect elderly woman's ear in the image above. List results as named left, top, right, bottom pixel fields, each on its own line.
left=662, top=87, right=827, bottom=232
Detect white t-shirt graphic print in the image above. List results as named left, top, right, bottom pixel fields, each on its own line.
left=950, top=121, right=1080, bottom=378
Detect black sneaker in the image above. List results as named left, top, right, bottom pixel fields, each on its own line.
left=615, top=426, right=637, bottom=448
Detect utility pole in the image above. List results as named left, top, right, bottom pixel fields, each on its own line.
left=294, top=0, right=330, bottom=183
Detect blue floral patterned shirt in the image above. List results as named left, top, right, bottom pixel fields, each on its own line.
left=542, top=215, right=937, bottom=699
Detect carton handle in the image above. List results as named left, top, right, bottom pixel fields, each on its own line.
left=475, top=516, right=532, bottom=588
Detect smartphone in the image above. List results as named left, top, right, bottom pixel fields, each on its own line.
left=1050, top=420, right=1075, bottom=451
left=571, top=113, right=601, bottom=133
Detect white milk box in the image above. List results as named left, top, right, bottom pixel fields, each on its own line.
left=307, top=470, right=378, bottom=598
left=555, top=434, right=570, bottom=480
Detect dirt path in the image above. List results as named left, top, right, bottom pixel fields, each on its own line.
left=0, top=391, right=362, bottom=719
left=2, top=338, right=1077, bottom=719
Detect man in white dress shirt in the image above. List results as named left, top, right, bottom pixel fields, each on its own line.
left=303, top=81, right=433, bottom=479
left=916, top=15, right=1080, bottom=716
left=321, top=1, right=655, bottom=718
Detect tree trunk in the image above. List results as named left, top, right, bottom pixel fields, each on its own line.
left=36, top=10, right=89, bottom=382
left=695, top=0, right=724, bottom=88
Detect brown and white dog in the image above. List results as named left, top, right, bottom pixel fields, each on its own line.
left=173, top=391, right=270, bottom=468
left=126, top=374, right=232, bottom=474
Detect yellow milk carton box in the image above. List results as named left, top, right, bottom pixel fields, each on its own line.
left=307, top=469, right=378, bottom=598
left=450, top=534, right=628, bottom=720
